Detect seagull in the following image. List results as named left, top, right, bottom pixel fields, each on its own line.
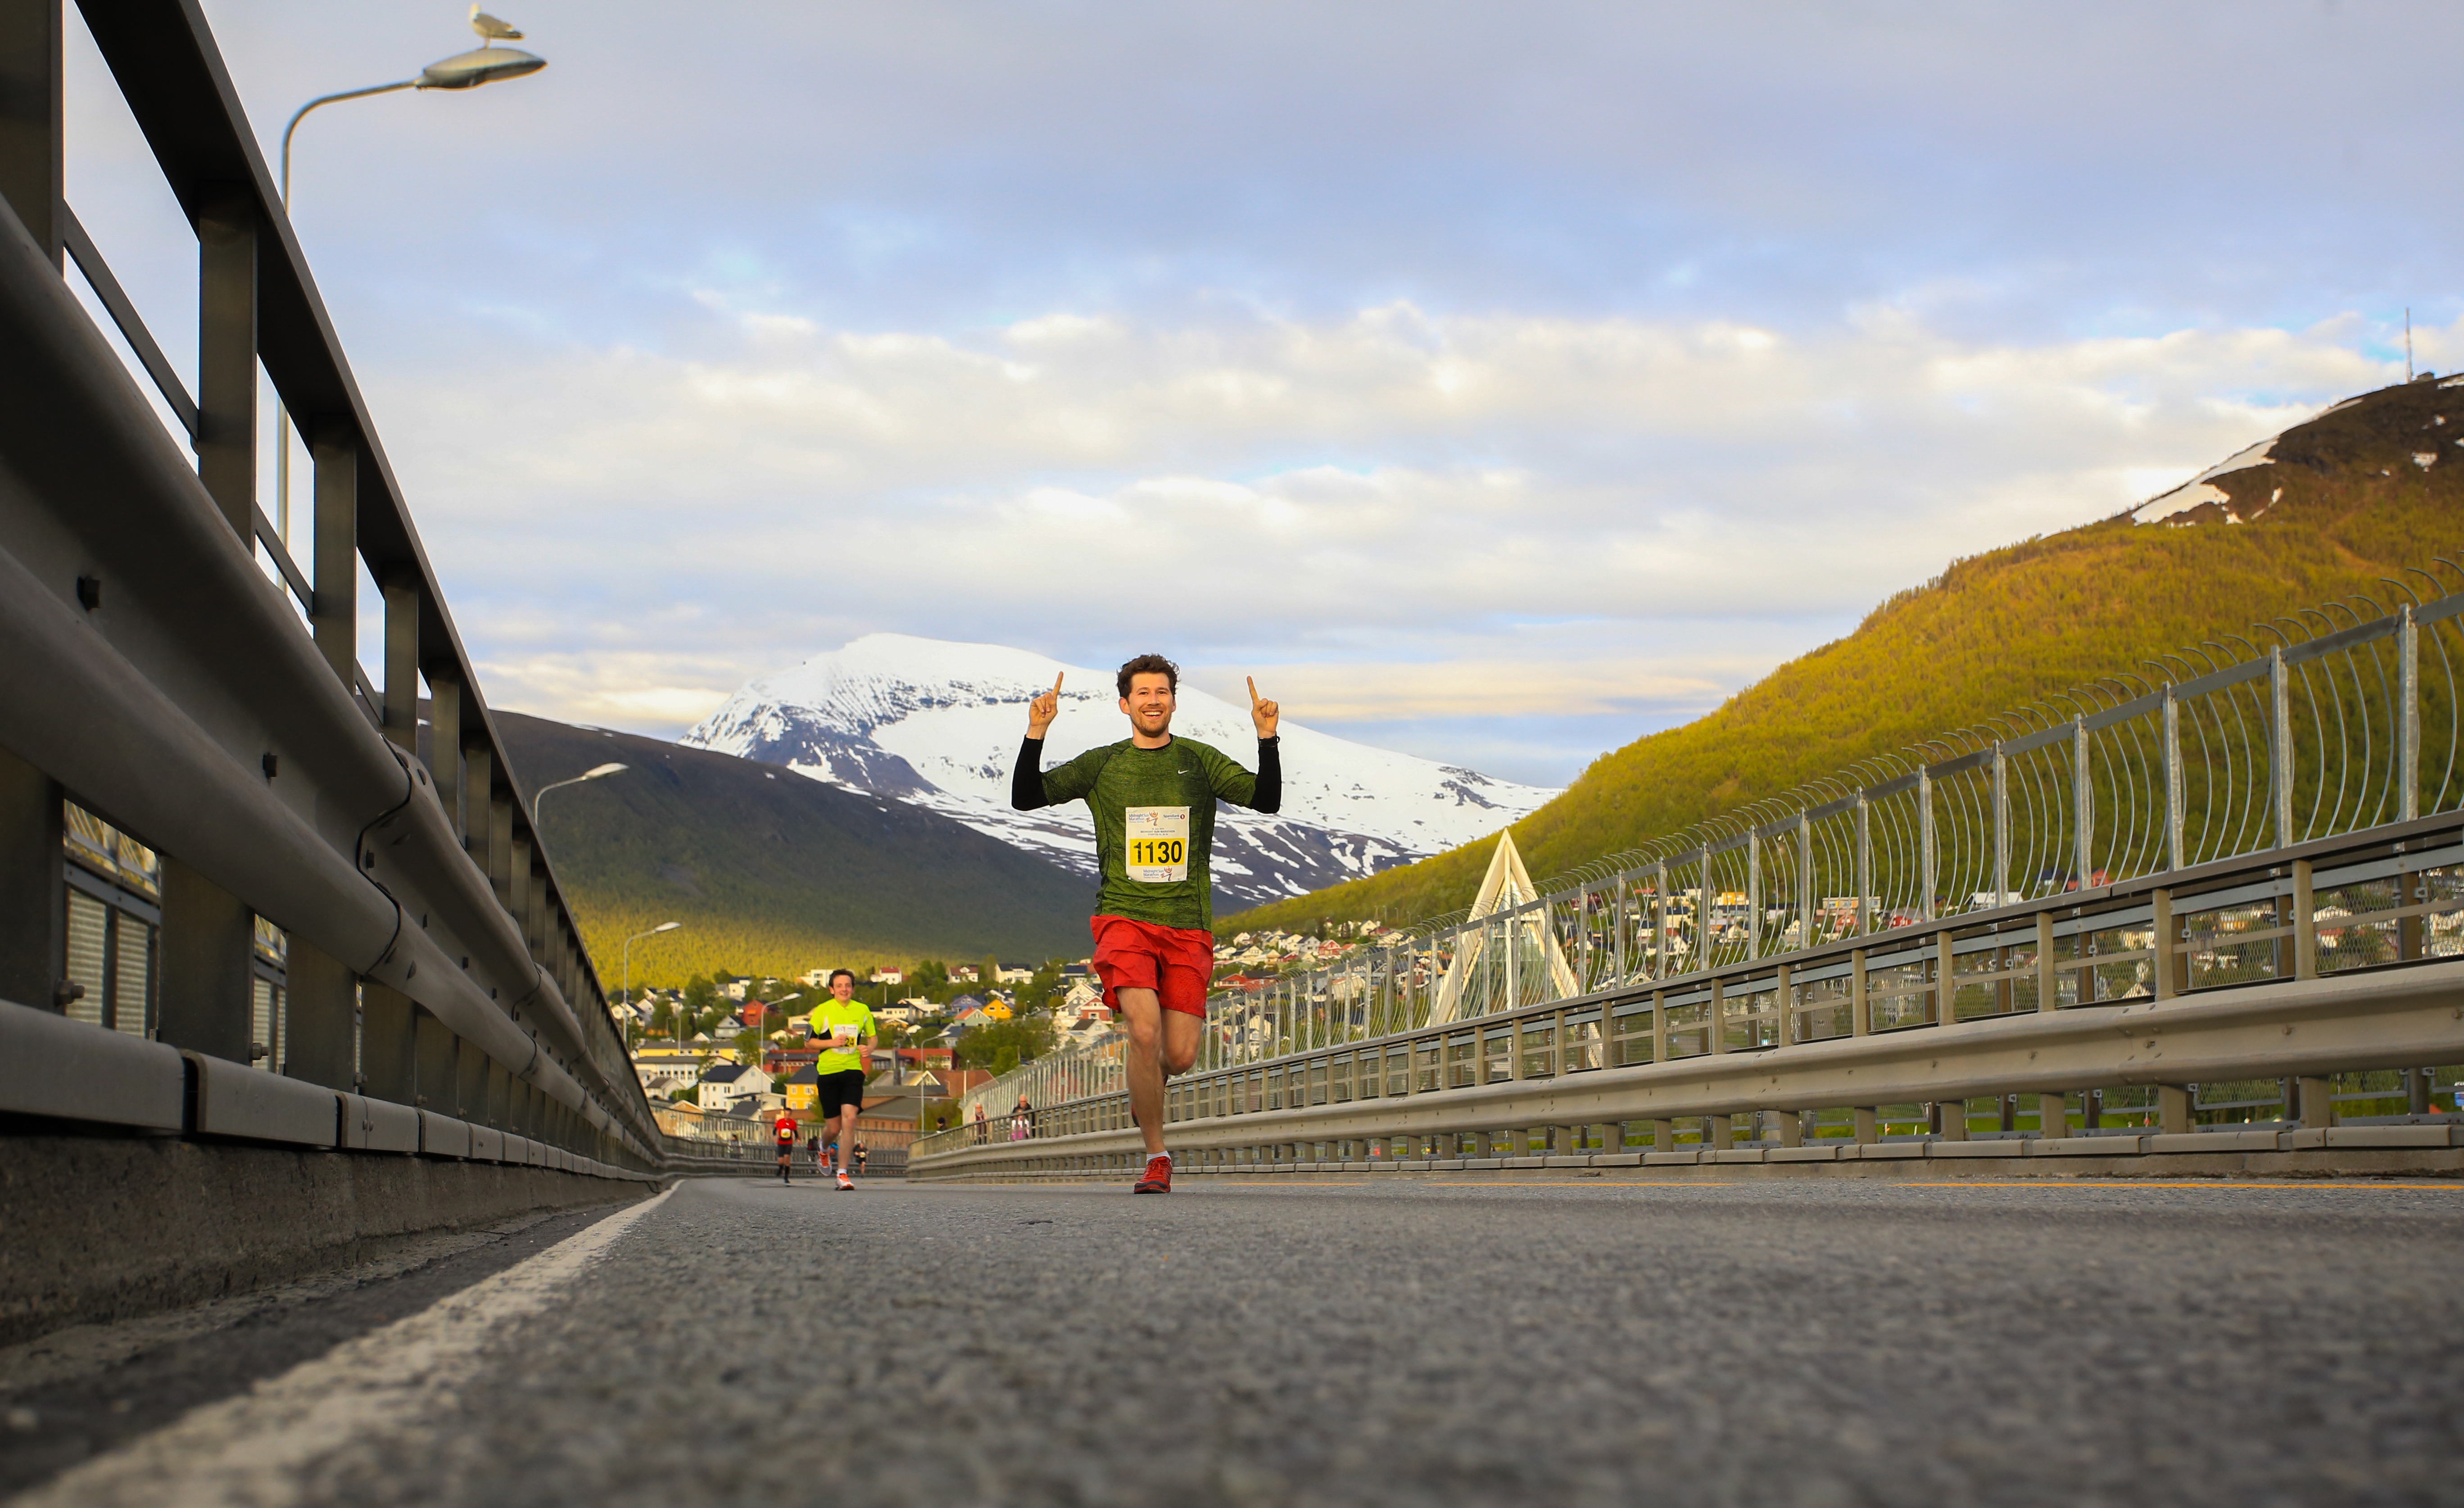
left=469, top=5, right=523, bottom=42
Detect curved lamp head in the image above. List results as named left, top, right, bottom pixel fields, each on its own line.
left=419, top=45, right=546, bottom=90
left=653, top=921, right=682, bottom=934
left=580, top=762, right=628, bottom=780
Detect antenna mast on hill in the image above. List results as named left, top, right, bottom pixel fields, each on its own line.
left=2407, top=308, right=2414, bottom=381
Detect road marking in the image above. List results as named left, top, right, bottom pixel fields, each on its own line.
left=10, top=1189, right=672, bottom=1508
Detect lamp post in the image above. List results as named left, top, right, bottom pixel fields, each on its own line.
left=530, top=762, right=627, bottom=820
left=621, top=919, right=681, bottom=1042
left=272, top=30, right=548, bottom=543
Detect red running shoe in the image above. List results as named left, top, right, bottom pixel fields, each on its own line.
left=1133, top=1155, right=1172, bottom=1194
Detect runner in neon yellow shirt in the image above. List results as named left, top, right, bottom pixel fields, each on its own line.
left=806, top=969, right=876, bottom=1191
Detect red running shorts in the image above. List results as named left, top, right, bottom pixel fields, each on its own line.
left=1090, top=914, right=1214, bottom=1019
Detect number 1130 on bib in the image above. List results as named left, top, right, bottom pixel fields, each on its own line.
left=1124, top=806, right=1191, bottom=883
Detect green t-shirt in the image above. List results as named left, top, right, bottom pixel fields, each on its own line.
left=1036, top=737, right=1257, bottom=933
left=807, top=999, right=876, bottom=1077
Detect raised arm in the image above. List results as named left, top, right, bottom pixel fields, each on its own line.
left=1014, top=673, right=1062, bottom=810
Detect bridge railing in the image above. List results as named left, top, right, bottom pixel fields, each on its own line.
left=921, top=568, right=2464, bottom=1169
left=0, top=0, right=659, bottom=1173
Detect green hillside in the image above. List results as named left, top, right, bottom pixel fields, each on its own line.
left=491, top=712, right=1092, bottom=987
left=1227, top=376, right=2464, bottom=934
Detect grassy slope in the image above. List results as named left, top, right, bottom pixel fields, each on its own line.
left=1227, top=378, right=2464, bottom=933
left=494, top=712, right=1092, bottom=987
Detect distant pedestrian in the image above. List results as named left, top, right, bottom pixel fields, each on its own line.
left=852, top=1140, right=868, bottom=1178
left=774, top=1110, right=798, bottom=1184
left=973, top=1103, right=989, bottom=1145
left=1011, top=1092, right=1033, bottom=1141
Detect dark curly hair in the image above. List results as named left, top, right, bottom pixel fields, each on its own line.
left=827, top=968, right=856, bottom=987
left=1116, top=653, right=1180, bottom=698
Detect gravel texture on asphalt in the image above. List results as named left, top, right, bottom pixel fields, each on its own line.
left=24, top=1175, right=2464, bottom=1506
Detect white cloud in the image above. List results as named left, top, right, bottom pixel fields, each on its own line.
left=364, top=298, right=2427, bottom=779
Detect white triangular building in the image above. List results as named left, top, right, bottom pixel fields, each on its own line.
left=1427, top=829, right=1581, bottom=1024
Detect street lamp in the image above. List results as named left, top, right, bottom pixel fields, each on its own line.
left=531, top=762, right=627, bottom=819
left=272, top=23, right=548, bottom=543
left=621, top=919, right=681, bottom=1042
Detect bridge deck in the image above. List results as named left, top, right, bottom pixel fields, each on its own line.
left=12, top=1176, right=2462, bottom=1504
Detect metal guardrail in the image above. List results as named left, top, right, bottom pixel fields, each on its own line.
left=0, top=1, right=658, bottom=1173
left=924, top=568, right=2464, bottom=1173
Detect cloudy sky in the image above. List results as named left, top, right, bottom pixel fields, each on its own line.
left=59, top=2, right=2461, bottom=784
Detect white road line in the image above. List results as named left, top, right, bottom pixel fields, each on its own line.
left=10, top=1188, right=673, bottom=1508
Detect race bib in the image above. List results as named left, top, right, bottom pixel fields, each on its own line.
left=1124, top=806, right=1191, bottom=883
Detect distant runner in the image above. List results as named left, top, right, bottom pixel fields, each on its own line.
left=774, top=1109, right=798, bottom=1184
left=1011, top=653, right=1281, bottom=1193
left=806, top=969, right=877, bottom=1191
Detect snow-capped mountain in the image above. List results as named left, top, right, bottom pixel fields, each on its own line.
left=681, top=634, right=1560, bottom=911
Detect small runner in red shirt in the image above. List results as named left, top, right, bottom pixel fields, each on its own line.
left=773, top=1110, right=798, bottom=1185
left=1012, top=654, right=1282, bottom=1193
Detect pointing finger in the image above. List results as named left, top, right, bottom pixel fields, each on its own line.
left=1053, top=673, right=1064, bottom=695
left=1247, top=675, right=1259, bottom=704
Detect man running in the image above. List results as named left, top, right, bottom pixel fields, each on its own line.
left=1012, top=653, right=1280, bottom=1193
left=806, top=969, right=876, bottom=1191
left=774, top=1109, right=799, bottom=1184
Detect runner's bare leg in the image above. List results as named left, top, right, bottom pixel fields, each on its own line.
left=1119, top=987, right=1203, bottom=1157
left=834, top=1102, right=859, bottom=1173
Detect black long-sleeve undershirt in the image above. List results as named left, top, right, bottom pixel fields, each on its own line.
left=1011, top=734, right=1281, bottom=813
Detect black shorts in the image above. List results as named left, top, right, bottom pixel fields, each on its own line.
left=819, top=1069, right=865, bottom=1116
left=775, top=1141, right=795, bottom=1160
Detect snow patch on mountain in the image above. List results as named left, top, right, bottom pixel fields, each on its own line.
left=682, top=634, right=1560, bottom=910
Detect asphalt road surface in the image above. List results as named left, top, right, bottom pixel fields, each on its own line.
left=12, top=1173, right=2464, bottom=1507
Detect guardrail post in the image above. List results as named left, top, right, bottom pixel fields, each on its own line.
left=2269, top=647, right=2293, bottom=850
left=2072, top=721, right=2094, bottom=891
left=1779, top=1110, right=1804, bottom=1148
left=1708, top=976, right=1726, bottom=1054
left=360, top=980, right=417, bottom=1104
left=1798, top=813, right=1814, bottom=948
left=0, top=0, right=63, bottom=269
left=2297, top=1075, right=2332, bottom=1129
left=2040, top=1091, right=2068, bottom=1138
left=156, top=859, right=253, bottom=1063
left=0, top=747, right=64, bottom=1012
left=1652, top=1118, right=1674, bottom=1152
left=1707, top=1113, right=1732, bottom=1150
left=2150, top=888, right=2175, bottom=1001
left=1855, top=794, right=1872, bottom=936
left=1849, top=948, right=1868, bottom=1036
left=1918, top=767, right=1935, bottom=922
left=457, top=1036, right=486, bottom=1125
left=1934, top=930, right=1953, bottom=1025
left=413, top=1010, right=456, bottom=1113
left=1746, top=830, right=1761, bottom=957
left=309, top=429, right=357, bottom=686
left=284, top=940, right=356, bottom=1089
left=2400, top=606, right=2420, bottom=821
left=2036, top=911, right=2057, bottom=1011
left=488, top=783, right=516, bottom=910
left=2157, top=1085, right=2190, bottom=1135
left=1853, top=1107, right=1876, bottom=1145
left=2162, top=686, right=2185, bottom=873
left=1774, top=962, right=1791, bottom=1046
left=381, top=575, right=420, bottom=753
left=1652, top=863, right=1668, bottom=977
left=195, top=186, right=257, bottom=539
left=2291, top=859, right=2316, bottom=981
left=428, top=670, right=463, bottom=817
left=1651, top=988, right=1668, bottom=1060
left=1991, top=743, right=2010, bottom=906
